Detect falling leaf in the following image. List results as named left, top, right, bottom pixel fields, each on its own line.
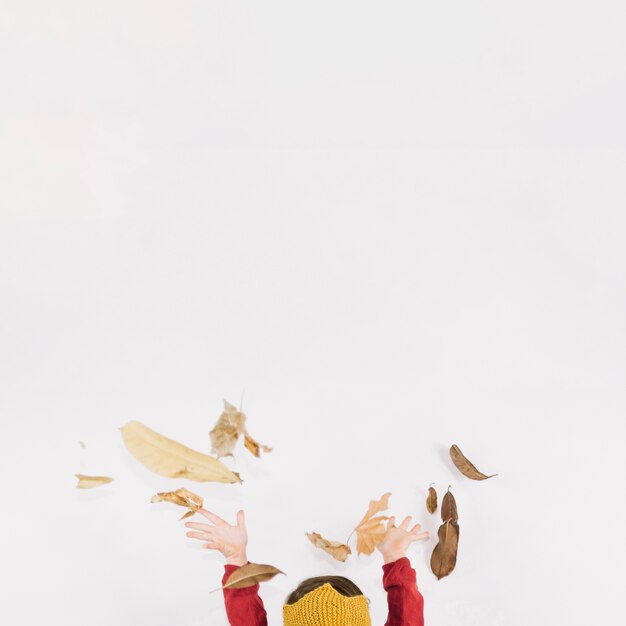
left=441, top=487, right=458, bottom=523
left=243, top=433, right=273, bottom=458
left=151, top=487, right=203, bottom=520
left=79, top=441, right=86, bottom=449
left=354, top=492, right=391, bottom=556
left=75, top=474, right=113, bottom=489
left=306, top=532, right=352, bottom=562
left=222, top=562, right=285, bottom=589
left=449, top=444, right=497, bottom=480
left=426, top=485, right=438, bottom=514
left=210, top=399, right=272, bottom=459
left=430, top=520, right=460, bottom=580
left=120, top=421, right=241, bottom=483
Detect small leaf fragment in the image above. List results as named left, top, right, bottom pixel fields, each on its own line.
left=79, top=441, right=86, bottom=449
left=354, top=492, right=391, bottom=556
left=151, top=487, right=203, bottom=520
left=449, top=444, right=497, bottom=480
left=120, top=420, right=241, bottom=483
left=430, top=520, right=460, bottom=580
left=306, top=532, right=352, bottom=562
left=75, top=474, right=114, bottom=489
left=426, top=485, right=438, bottom=514
left=222, top=562, right=285, bottom=589
left=243, top=433, right=273, bottom=458
left=441, top=487, right=458, bottom=523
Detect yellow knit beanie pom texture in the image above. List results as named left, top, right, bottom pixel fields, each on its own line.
left=283, top=582, right=372, bottom=626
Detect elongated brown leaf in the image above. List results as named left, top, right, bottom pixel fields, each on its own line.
left=222, top=562, right=285, bottom=589
left=450, top=444, right=497, bottom=480
left=441, top=487, right=458, bottom=523
left=120, top=421, right=241, bottom=483
left=306, top=532, right=352, bottom=562
left=426, top=485, right=438, bottom=514
left=354, top=492, right=391, bottom=556
left=243, top=433, right=273, bottom=458
left=151, top=487, right=203, bottom=520
left=75, top=474, right=113, bottom=489
left=430, top=520, right=460, bottom=580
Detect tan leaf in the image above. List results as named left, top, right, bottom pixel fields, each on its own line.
left=222, top=562, right=285, bottom=589
left=120, top=421, right=241, bottom=483
left=354, top=492, right=391, bottom=556
left=306, top=532, right=352, bottom=562
left=210, top=400, right=246, bottom=458
left=449, top=444, right=497, bottom=480
left=430, top=520, right=460, bottom=580
left=426, top=485, right=438, bottom=514
left=243, top=433, right=273, bottom=458
left=75, top=474, right=113, bottom=489
left=151, top=487, right=203, bottom=520
left=79, top=441, right=86, bottom=449
left=441, top=487, right=458, bottom=523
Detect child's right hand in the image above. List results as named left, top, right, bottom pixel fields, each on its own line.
left=185, top=509, right=248, bottom=567
left=376, top=515, right=430, bottom=564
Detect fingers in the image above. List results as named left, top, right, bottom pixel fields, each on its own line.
left=236, top=510, right=246, bottom=529
left=399, top=516, right=412, bottom=530
left=186, top=531, right=213, bottom=541
left=202, top=542, right=223, bottom=551
left=410, top=523, right=422, bottom=534
left=387, top=516, right=396, bottom=529
left=198, top=509, right=226, bottom=525
left=411, top=531, right=430, bottom=542
left=185, top=522, right=215, bottom=533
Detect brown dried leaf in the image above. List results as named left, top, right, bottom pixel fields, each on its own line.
left=151, top=487, right=203, bottom=520
left=426, top=485, right=438, bottom=514
left=449, top=444, right=497, bottom=480
left=210, top=400, right=246, bottom=458
left=120, top=420, right=241, bottom=483
left=75, top=474, right=113, bottom=489
left=306, top=532, right=352, bottom=562
left=441, top=487, right=458, bottom=523
left=222, top=562, right=285, bottom=589
left=243, top=433, right=273, bottom=458
left=430, top=520, right=460, bottom=580
left=354, top=492, right=391, bottom=556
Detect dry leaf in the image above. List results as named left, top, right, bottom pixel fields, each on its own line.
left=426, top=485, right=438, bottom=514
left=243, top=433, right=273, bottom=458
left=306, top=532, right=352, bottom=562
left=120, top=420, right=241, bottom=483
left=79, top=441, right=86, bottom=449
left=441, top=487, right=458, bottom=522
left=75, top=474, right=113, bottom=489
left=449, top=444, right=497, bottom=480
left=430, top=520, right=460, bottom=580
left=354, top=492, right=391, bottom=556
left=151, top=487, right=203, bottom=520
left=210, top=399, right=272, bottom=459
left=222, top=562, right=285, bottom=589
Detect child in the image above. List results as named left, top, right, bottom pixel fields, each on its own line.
left=186, top=508, right=429, bottom=625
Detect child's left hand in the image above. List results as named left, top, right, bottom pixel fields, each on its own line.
left=376, top=515, right=430, bottom=564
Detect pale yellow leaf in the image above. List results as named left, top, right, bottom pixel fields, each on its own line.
left=354, top=492, right=391, bottom=556
left=120, top=420, right=241, bottom=483
left=306, top=532, right=352, bottom=562
left=75, top=474, right=113, bottom=489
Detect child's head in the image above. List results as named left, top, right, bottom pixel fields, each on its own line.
left=283, top=576, right=371, bottom=626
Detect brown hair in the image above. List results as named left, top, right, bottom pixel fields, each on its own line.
left=285, top=576, right=366, bottom=605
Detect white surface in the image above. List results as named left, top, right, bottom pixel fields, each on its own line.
left=1, top=2, right=625, bottom=625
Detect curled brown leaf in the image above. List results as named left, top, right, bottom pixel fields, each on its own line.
left=449, top=444, right=497, bottom=480
left=151, top=487, right=203, bottom=520
left=426, top=485, right=438, bottom=514
left=430, top=520, right=460, bottom=580
left=441, top=486, right=458, bottom=523
left=306, top=532, right=352, bottom=562
left=222, top=562, right=285, bottom=589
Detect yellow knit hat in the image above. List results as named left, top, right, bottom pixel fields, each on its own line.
left=283, top=582, right=372, bottom=626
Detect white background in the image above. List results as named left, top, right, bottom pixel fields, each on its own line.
left=1, top=2, right=625, bottom=625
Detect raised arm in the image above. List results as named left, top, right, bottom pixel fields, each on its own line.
left=186, top=509, right=268, bottom=626
left=376, top=515, right=428, bottom=626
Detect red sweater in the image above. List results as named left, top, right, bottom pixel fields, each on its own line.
left=221, top=557, right=424, bottom=626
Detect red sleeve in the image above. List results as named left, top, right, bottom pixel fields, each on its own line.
left=382, top=557, right=425, bottom=626
left=221, top=564, right=268, bottom=626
